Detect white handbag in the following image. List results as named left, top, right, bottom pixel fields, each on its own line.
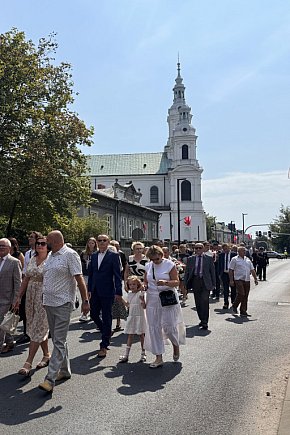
left=0, top=311, right=20, bottom=334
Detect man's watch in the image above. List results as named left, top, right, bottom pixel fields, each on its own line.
left=83, top=299, right=89, bottom=303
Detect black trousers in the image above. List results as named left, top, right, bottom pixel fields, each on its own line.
left=193, top=276, right=210, bottom=325
left=90, top=292, right=115, bottom=349
left=257, top=265, right=267, bottom=280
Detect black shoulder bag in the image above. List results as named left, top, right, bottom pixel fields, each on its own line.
left=152, top=265, right=178, bottom=307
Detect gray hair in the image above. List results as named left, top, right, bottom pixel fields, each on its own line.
left=0, top=238, right=11, bottom=247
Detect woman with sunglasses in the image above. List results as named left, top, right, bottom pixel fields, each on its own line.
left=14, top=236, right=50, bottom=376
left=143, top=245, right=186, bottom=368
left=78, top=237, right=97, bottom=322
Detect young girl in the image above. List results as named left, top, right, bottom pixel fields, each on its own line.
left=119, top=276, right=147, bottom=363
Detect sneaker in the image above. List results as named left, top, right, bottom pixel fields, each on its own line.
left=56, top=372, right=71, bottom=382
left=79, top=313, right=89, bottom=323
left=119, top=355, right=129, bottom=363
left=39, top=380, right=53, bottom=393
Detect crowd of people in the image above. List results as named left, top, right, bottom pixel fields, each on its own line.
left=0, top=232, right=263, bottom=393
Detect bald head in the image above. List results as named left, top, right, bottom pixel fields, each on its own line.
left=47, top=230, right=64, bottom=253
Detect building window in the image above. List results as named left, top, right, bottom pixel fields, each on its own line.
left=121, top=217, right=127, bottom=238
left=152, top=222, right=157, bottom=239
left=128, top=219, right=133, bottom=238
left=182, top=144, right=188, bottom=159
left=105, top=214, right=113, bottom=236
left=150, top=186, right=159, bottom=203
left=181, top=180, right=191, bottom=201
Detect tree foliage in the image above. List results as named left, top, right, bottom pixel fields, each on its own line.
left=205, top=213, right=216, bottom=241
left=0, top=28, right=94, bottom=234
left=57, top=213, right=107, bottom=247
left=270, top=205, right=290, bottom=252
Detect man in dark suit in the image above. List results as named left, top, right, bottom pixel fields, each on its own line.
left=184, top=243, right=215, bottom=330
left=0, top=238, right=22, bottom=353
left=218, top=243, right=237, bottom=309
left=88, top=234, right=122, bottom=357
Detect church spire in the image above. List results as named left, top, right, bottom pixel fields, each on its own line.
left=173, top=58, right=185, bottom=103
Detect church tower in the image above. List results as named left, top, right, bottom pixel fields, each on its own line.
left=164, top=62, right=206, bottom=242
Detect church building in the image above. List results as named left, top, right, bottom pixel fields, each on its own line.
left=86, top=63, right=206, bottom=242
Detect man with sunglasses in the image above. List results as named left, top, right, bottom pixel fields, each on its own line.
left=184, top=243, right=215, bottom=330
left=88, top=234, right=122, bottom=358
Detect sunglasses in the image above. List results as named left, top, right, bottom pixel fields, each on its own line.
left=98, top=239, right=108, bottom=242
left=36, top=241, right=47, bottom=246
left=195, top=247, right=203, bottom=250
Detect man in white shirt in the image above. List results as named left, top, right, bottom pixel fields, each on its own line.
left=229, top=246, right=258, bottom=317
left=38, top=231, right=90, bottom=393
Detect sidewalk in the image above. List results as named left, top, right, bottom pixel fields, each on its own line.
left=278, top=374, right=290, bottom=434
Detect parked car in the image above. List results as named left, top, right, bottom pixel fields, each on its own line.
left=266, top=251, right=285, bottom=259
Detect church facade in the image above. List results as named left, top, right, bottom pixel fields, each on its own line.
left=86, top=63, right=206, bottom=243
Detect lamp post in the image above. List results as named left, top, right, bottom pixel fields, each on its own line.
left=177, top=178, right=186, bottom=246
left=242, top=213, right=248, bottom=242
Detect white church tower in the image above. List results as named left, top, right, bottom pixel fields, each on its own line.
left=162, top=61, right=206, bottom=242
left=86, top=62, right=207, bottom=243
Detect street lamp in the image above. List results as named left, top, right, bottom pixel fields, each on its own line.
left=177, top=178, right=186, bottom=246
left=242, top=213, right=248, bottom=242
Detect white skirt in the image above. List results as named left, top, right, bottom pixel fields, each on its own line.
left=144, top=290, right=186, bottom=355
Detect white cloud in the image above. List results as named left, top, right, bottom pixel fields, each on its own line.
left=202, top=171, right=289, bottom=232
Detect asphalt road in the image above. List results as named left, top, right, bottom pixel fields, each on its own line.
left=1, top=259, right=290, bottom=435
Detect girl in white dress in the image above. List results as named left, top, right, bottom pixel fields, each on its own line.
left=119, top=276, right=147, bottom=363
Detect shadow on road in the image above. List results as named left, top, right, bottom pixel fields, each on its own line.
left=225, top=315, right=258, bottom=325
left=0, top=373, right=61, bottom=426
left=186, top=325, right=211, bottom=338
left=104, top=361, right=182, bottom=395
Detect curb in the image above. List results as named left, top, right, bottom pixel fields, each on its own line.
left=278, top=374, right=290, bottom=434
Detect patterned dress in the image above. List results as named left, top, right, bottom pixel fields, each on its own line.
left=25, top=256, right=49, bottom=343
left=127, top=255, right=149, bottom=282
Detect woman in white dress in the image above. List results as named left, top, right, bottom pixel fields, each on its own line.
left=144, top=245, right=186, bottom=368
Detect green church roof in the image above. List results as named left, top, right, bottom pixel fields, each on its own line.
left=86, top=152, right=170, bottom=176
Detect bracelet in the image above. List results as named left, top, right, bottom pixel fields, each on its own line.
left=83, top=299, right=89, bottom=303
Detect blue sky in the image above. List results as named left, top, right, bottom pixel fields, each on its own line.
left=2, top=0, right=290, bottom=233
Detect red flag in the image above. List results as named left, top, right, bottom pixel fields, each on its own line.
left=184, top=216, right=191, bottom=226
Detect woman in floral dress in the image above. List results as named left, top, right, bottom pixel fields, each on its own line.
left=14, top=236, right=50, bottom=376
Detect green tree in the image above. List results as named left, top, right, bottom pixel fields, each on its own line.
left=270, top=205, right=290, bottom=252
left=0, top=29, right=94, bottom=235
left=57, top=213, right=107, bottom=247
left=205, top=213, right=216, bottom=241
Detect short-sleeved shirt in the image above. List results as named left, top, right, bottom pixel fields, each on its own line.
left=42, top=245, right=82, bottom=307
left=229, top=255, right=254, bottom=281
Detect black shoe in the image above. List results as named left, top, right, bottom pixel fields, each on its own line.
left=199, top=322, right=208, bottom=330
left=232, top=306, right=238, bottom=314
left=223, top=304, right=229, bottom=309
left=16, top=334, right=30, bottom=344
left=240, top=312, right=251, bottom=317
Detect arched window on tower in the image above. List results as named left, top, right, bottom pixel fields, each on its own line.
left=150, top=186, right=159, bottom=203
left=181, top=180, right=191, bottom=201
left=182, top=144, right=188, bottom=160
